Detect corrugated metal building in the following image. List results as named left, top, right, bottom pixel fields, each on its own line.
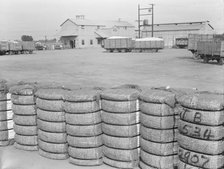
left=58, top=15, right=135, bottom=49
left=140, top=21, right=215, bottom=47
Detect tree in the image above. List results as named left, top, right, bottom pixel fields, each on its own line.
left=21, top=35, right=33, bottom=41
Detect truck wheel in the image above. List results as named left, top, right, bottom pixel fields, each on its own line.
left=217, top=58, right=224, bottom=65
left=203, top=56, right=209, bottom=63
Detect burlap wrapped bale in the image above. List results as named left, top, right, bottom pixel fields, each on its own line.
left=66, top=123, right=102, bottom=136
left=178, top=119, right=224, bottom=140
left=68, top=146, right=102, bottom=159
left=38, top=148, right=69, bottom=160
left=0, top=110, right=13, bottom=121
left=0, top=79, right=7, bottom=92
left=64, top=101, right=100, bottom=113
left=13, top=114, right=36, bottom=126
left=69, top=157, right=103, bottom=166
left=0, top=129, right=14, bottom=143
left=178, top=93, right=224, bottom=111
left=14, top=142, right=38, bottom=151
left=0, top=119, right=13, bottom=130
left=11, top=95, right=35, bottom=105
left=178, top=146, right=224, bottom=169
left=0, top=100, right=12, bottom=111
left=178, top=160, right=202, bottom=169
left=37, top=109, right=65, bottom=122
left=103, top=146, right=139, bottom=161
left=67, top=135, right=102, bottom=148
left=9, top=84, right=36, bottom=96
left=141, top=150, right=178, bottom=169
left=38, top=139, right=68, bottom=153
left=12, top=104, right=36, bottom=115
left=38, top=129, right=66, bottom=143
left=65, top=111, right=101, bottom=125
left=102, top=123, right=139, bottom=137
left=179, top=107, right=224, bottom=126
left=103, top=156, right=138, bottom=168
left=141, top=125, right=177, bottom=143
left=103, top=134, right=139, bottom=149
left=14, top=124, right=37, bottom=135
left=101, top=111, right=139, bottom=125
left=37, top=119, right=66, bottom=132
left=140, top=112, right=178, bottom=129
left=178, top=134, right=224, bottom=155
left=15, top=134, right=37, bottom=145
left=141, top=137, right=177, bottom=156
left=35, top=88, right=66, bottom=111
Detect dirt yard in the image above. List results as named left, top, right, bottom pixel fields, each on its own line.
left=0, top=48, right=223, bottom=92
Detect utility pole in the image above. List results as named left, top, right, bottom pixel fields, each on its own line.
left=151, top=4, right=154, bottom=37
left=137, top=4, right=154, bottom=38
left=138, top=4, right=141, bottom=38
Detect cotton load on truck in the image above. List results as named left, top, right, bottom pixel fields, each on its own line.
left=197, top=40, right=224, bottom=65
left=21, top=41, right=35, bottom=54
left=8, top=41, right=22, bottom=54
left=134, top=37, right=164, bottom=52
left=0, top=41, right=9, bottom=55
left=103, top=36, right=134, bottom=52
left=188, top=34, right=224, bottom=58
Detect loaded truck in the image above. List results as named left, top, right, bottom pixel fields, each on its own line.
left=197, top=41, right=224, bottom=65
left=103, top=37, right=164, bottom=52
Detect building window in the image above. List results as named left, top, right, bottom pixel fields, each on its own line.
left=97, top=39, right=101, bottom=45
left=90, top=40, right=93, bottom=45
left=124, top=26, right=127, bottom=30
left=82, top=40, right=85, bottom=45
left=81, top=25, right=85, bottom=29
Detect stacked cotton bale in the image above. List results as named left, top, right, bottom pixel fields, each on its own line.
left=139, top=90, right=178, bottom=169
left=10, top=84, right=37, bottom=150
left=101, top=89, right=140, bottom=168
left=35, top=88, right=68, bottom=159
left=0, top=80, right=14, bottom=146
left=63, top=89, right=103, bottom=166
left=177, top=93, right=224, bottom=169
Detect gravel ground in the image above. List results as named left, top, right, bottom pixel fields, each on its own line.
left=0, top=48, right=223, bottom=92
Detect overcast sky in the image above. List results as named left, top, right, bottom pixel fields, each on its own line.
left=0, top=0, right=223, bottom=40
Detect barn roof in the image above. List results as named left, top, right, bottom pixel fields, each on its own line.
left=60, top=18, right=134, bottom=28
left=142, top=21, right=214, bottom=32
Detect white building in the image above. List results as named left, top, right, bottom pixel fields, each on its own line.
left=140, top=21, right=215, bottom=47
left=58, top=15, right=135, bottom=49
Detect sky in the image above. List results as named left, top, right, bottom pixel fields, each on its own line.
left=0, top=0, right=223, bottom=40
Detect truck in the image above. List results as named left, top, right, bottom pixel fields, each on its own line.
left=103, top=36, right=134, bottom=52
left=175, top=37, right=188, bottom=48
left=134, top=37, right=164, bottom=52
left=197, top=41, right=224, bottom=65
left=0, top=41, right=9, bottom=55
left=21, top=41, right=35, bottom=53
left=188, top=34, right=214, bottom=57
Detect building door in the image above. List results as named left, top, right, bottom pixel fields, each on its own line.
left=73, top=40, right=76, bottom=48
left=70, top=40, right=74, bottom=48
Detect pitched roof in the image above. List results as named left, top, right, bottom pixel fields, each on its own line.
left=56, top=29, right=78, bottom=37
left=142, top=21, right=214, bottom=32
left=60, top=19, right=134, bottom=28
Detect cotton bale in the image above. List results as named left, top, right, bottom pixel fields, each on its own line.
left=103, top=146, right=139, bottom=161
left=0, top=119, right=13, bottom=130
left=141, top=150, right=178, bottom=169
left=68, top=146, right=102, bottom=159
left=67, top=135, right=102, bottom=148
left=140, top=112, right=178, bottom=129
left=38, top=148, right=68, bottom=160
left=38, top=139, right=67, bottom=153
left=0, top=110, right=13, bottom=121
left=12, top=104, right=36, bottom=115
left=101, top=111, right=139, bottom=125
left=140, top=137, right=178, bottom=156
left=178, top=134, right=224, bottom=155
left=14, top=142, right=38, bottom=151
left=66, top=123, right=102, bottom=137
left=15, top=134, right=37, bottom=145
left=178, top=119, right=224, bottom=140
left=103, top=156, right=138, bottom=169
left=178, top=146, right=224, bottom=169
left=37, top=108, right=65, bottom=122
left=38, top=129, right=66, bottom=143
left=141, top=125, right=177, bottom=143
left=13, top=114, right=36, bottom=126
left=14, top=124, right=37, bottom=135
left=37, top=119, right=66, bottom=132
left=69, top=157, right=103, bottom=166
left=101, top=88, right=140, bottom=113
left=102, top=123, right=139, bottom=137
left=65, top=111, right=101, bottom=125
left=103, top=134, right=139, bottom=149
